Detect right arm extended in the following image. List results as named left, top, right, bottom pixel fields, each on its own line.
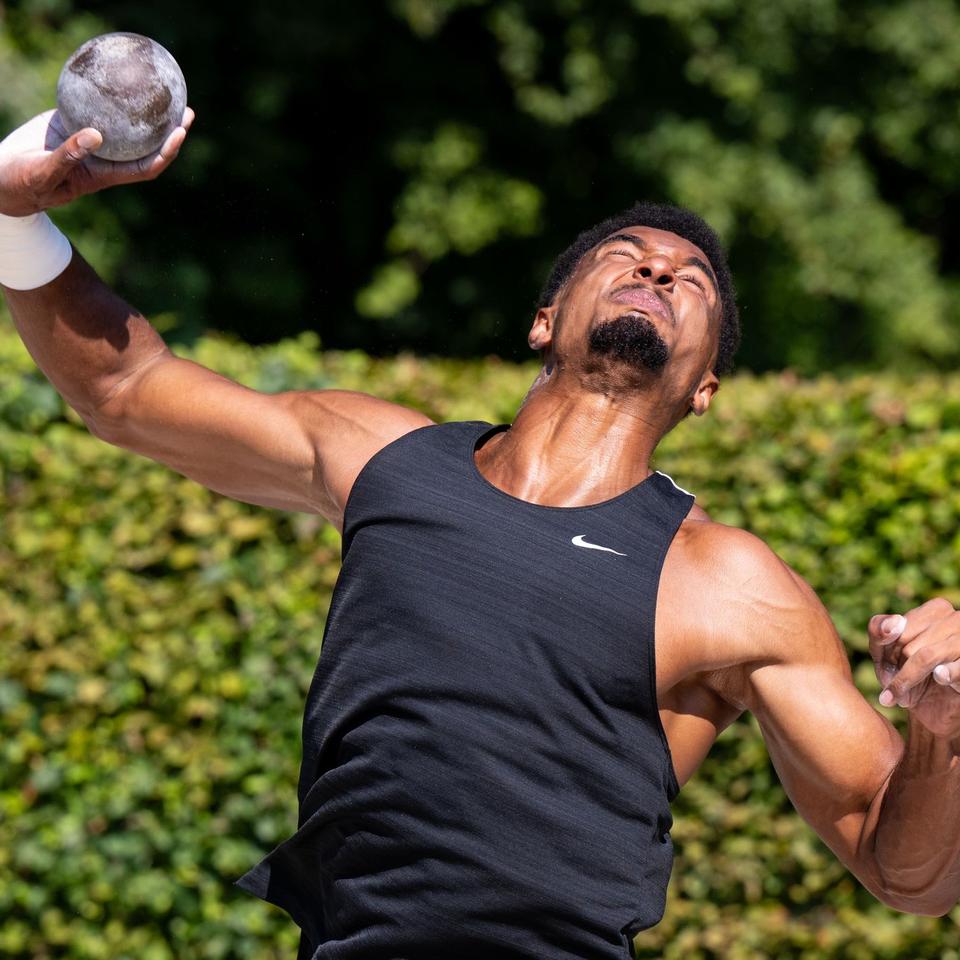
left=1, top=111, right=432, bottom=529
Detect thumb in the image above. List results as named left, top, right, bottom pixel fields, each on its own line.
left=868, top=613, right=906, bottom=645
left=36, top=128, right=102, bottom=188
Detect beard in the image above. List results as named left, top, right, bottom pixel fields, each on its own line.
left=587, top=313, right=669, bottom=373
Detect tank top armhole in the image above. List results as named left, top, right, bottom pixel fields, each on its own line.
left=647, top=478, right=694, bottom=801
left=340, top=422, right=437, bottom=544
left=340, top=421, right=493, bottom=550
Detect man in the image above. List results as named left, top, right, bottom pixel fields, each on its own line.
left=2, top=109, right=960, bottom=960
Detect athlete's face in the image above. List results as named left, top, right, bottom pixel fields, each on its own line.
left=529, top=226, right=722, bottom=418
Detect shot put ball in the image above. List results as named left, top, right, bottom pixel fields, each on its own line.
left=56, top=32, right=187, bottom=162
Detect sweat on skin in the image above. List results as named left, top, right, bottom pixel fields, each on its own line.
left=1, top=106, right=960, bottom=947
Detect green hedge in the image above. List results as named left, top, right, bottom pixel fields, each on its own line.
left=2, top=326, right=959, bottom=959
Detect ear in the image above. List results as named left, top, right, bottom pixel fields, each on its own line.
left=528, top=305, right=557, bottom=353
left=690, top=370, right=719, bottom=417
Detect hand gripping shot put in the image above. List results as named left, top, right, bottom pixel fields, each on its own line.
left=56, top=33, right=188, bottom=162
left=3, top=33, right=960, bottom=960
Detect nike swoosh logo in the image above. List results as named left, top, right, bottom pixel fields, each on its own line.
left=571, top=535, right=627, bottom=557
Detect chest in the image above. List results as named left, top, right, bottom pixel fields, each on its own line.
left=338, top=504, right=663, bottom=707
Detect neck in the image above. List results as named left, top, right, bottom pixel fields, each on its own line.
left=475, top=370, right=673, bottom=508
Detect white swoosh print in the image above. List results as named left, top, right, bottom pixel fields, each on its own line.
left=571, top=535, right=627, bottom=557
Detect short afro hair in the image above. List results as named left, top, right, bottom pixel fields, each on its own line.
left=538, top=201, right=740, bottom=376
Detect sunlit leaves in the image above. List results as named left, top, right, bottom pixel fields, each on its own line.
left=357, top=124, right=542, bottom=320
left=3, top=326, right=960, bottom=954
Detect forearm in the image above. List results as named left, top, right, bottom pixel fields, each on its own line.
left=868, top=718, right=960, bottom=914
left=3, top=250, right=169, bottom=427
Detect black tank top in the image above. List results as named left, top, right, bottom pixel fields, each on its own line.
left=237, top=421, right=694, bottom=959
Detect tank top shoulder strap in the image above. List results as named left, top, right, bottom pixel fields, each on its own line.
left=341, top=421, right=494, bottom=546
left=642, top=470, right=696, bottom=522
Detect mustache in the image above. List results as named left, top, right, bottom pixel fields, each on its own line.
left=608, top=283, right=676, bottom=326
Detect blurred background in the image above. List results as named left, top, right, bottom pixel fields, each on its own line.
left=3, top=1, right=960, bottom=958
left=4, top=0, right=960, bottom=372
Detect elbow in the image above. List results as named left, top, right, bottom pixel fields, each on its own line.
left=855, top=859, right=957, bottom=915
left=872, top=884, right=957, bottom=917
left=84, top=409, right=129, bottom=446
left=83, top=376, right=143, bottom=447
left=879, top=896, right=955, bottom=918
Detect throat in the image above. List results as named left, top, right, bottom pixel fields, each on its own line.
left=474, top=397, right=659, bottom=509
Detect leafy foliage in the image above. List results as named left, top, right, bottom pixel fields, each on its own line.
left=2, top=326, right=960, bottom=957
left=2, top=0, right=960, bottom=369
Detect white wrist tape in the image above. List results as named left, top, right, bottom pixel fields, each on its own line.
left=0, top=210, right=73, bottom=290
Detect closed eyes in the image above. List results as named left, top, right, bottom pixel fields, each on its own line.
left=605, top=247, right=710, bottom=295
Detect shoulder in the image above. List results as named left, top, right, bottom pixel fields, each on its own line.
left=671, top=512, right=796, bottom=593
left=663, top=514, right=845, bottom=671
left=287, top=390, right=434, bottom=529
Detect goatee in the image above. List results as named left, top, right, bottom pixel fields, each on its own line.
left=587, top=314, right=669, bottom=373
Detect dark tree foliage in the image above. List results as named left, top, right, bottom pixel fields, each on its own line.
left=2, top=0, right=960, bottom=372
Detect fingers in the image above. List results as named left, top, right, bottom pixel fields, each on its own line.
left=158, top=123, right=188, bottom=164
left=0, top=107, right=192, bottom=213
left=868, top=613, right=906, bottom=645
left=140, top=125, right=187, bottom=179
left=903, top=597, right=956, bottom=637
left=141, top=116, right=191, bottom=177
left=880, top=635, right=960, bottom=705
left=868, top=614, right=907, bottom=660
left=869, top=598, right=960, bottom=707
left=157, top=108, right=194, bottom=164
left=867, top=598, right=959, bottom=664
left=84, top=111, right=193, bottom=187
left=35, top=127, right=102, bottom=190
left=881, top=625, right=960, bottom=705
left=871, top=597, right=956, bottom=634
left=933, top=661, right=960, bottom=686
left=868, top=614, right=907, bottom=688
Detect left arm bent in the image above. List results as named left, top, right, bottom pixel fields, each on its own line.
left=719, top=534, right=959, bottom=914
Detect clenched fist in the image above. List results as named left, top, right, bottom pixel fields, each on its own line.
left=869, top=597, right=960, bottom=738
